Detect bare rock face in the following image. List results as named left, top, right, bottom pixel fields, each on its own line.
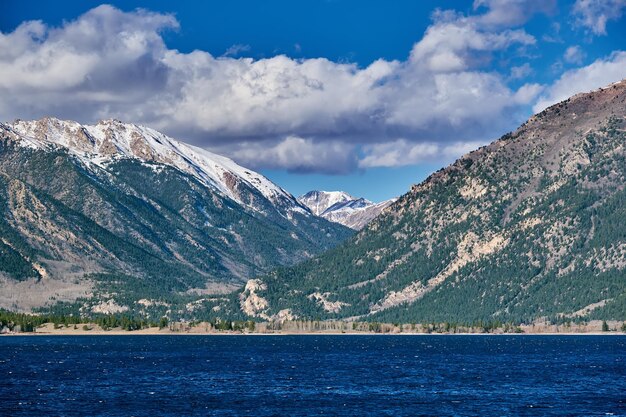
left=244, top=79, right=626, bottom=324
left=239, top=279, right=270, bottom=319
left=298, top=191, right=396, bottom=230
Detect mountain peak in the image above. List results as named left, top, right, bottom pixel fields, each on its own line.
left=298, top=190, right=395, bottom=229
left=0, top=117, right=354, bottom=313
left=249, top=79, right=626, bottom=323
left=298, top=191, right=354, bottom=216
left=5, top=117, right=308, bottom=217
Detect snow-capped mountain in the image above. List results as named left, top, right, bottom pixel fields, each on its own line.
left=322, top=198, right=397, bottom=230
left=298, top=191, right=354, bottom=216
left=0, top=118, right=353, bottom=314
left=4, top=117, right=306, bottom=218
left=298, top=191, right=396, bottom=229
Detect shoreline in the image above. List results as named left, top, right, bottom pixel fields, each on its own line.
left=3, top=329, right=625, bottom=337
left=3, top=320, right=625, bottom=337
left=4, top=332, right=625, bottom=336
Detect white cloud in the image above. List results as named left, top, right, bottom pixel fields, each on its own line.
left=572, top=0, right=626, bottom=35
left=563, top=45, right=586, bottom=65
left=228, top=136, right=357, bottom=174
left=383, top=70, right=540, bottom=132
left=473, top=0, right=557, bottom=28
left=509, top=63, right=533, bottom=79
left=382, top=7, right=541, bottom=136
left=409, top=18, right=536, bottom=72
left=514, top=82, right=543, bottom=103
left=359, top=139, right=484, bottom=168
left=158, top=53, right=397, bottom=140
left=0, top=5, right=176, bottom=111
left=533, top=51, right=626, bottom=112
left=542, top=22, right=563, bottom=43
left=223, top=44, right=251, bottom=57
left=0, top=3, right=554, bottom=173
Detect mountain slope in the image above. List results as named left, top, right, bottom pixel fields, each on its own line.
left=10, top=118, right=306, bottom=216
left=298, top=191, right=396, bottom=229
left=241, top=80, right=626, bottom=324
left=0, top=118, right=353, bottom=314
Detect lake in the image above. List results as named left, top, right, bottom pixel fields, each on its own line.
left=1, top=335, right=625, bottom=416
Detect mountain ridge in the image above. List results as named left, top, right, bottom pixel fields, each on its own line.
left=0, top=118, right=353, bottom=315
left=298, top=190, right=396, bottom=229
left=238, top=79, right=626, bottom=324
left=4, top=117, right=308, bottom=218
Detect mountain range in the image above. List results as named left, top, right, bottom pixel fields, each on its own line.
left=0, top=118, right=352, bottom=315
left=298, top=191, right=396, bottom=230
left=2, top=80, right=625, bottom=325
left=238, top=80, right=626, bottom=324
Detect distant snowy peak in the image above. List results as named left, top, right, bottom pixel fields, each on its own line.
left=322, top=199, right=396, bottom=230
left=323, top=197, right=373, bottom=214
left=3, top=117, right=307, bottom=216
left=298, top=190, right=354, bottom=216
left=298, top=190, right=396, bottom=230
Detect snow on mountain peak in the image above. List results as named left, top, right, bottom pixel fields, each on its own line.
left=298, top=190, right=396, bottom=229
left=3, top=117, right=307, bottom=216
left=298, top=190, right=354, bottom=216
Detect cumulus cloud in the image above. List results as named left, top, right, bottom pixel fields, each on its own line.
left=572, top=0, right=626, bottom=35
left=0, top=3, right=554, bottom=173
left=408, top=18, right=535, bottom=73
left=533, top=51, right=626, bottom=112
left=158, top=54, right=398, bottom=142
left=0, top=5, right=176, bottom=119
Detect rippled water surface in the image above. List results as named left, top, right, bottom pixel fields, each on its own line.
left=1, top=335, right=625, bottom=416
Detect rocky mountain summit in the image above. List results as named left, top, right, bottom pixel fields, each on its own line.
left=0, top=118, right=352, bottom=315
left=9, top=118, right=306, bottom=215
left=298, top=190, right=396, bottom=229
left=240, top=80, right=626, bottom=324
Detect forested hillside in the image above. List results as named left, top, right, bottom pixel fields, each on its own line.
left=238, top=80, right=626, bottom=325
left=0, top=119, right=352, bottom=316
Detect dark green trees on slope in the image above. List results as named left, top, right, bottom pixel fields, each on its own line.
left=0, top=128, right=352, bottom=314
left=240, top=80, right=626, bottom=324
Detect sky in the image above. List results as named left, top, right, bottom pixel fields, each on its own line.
left=1, top=0, right=625, bottom=201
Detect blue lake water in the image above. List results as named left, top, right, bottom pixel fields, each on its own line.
left=1, top=335, right=625, bottom=416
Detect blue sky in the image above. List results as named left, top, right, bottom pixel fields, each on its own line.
left=2, top=0, right=626, bottom=201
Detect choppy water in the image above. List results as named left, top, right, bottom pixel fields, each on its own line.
left=1, top=335, right=625, bottom=416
